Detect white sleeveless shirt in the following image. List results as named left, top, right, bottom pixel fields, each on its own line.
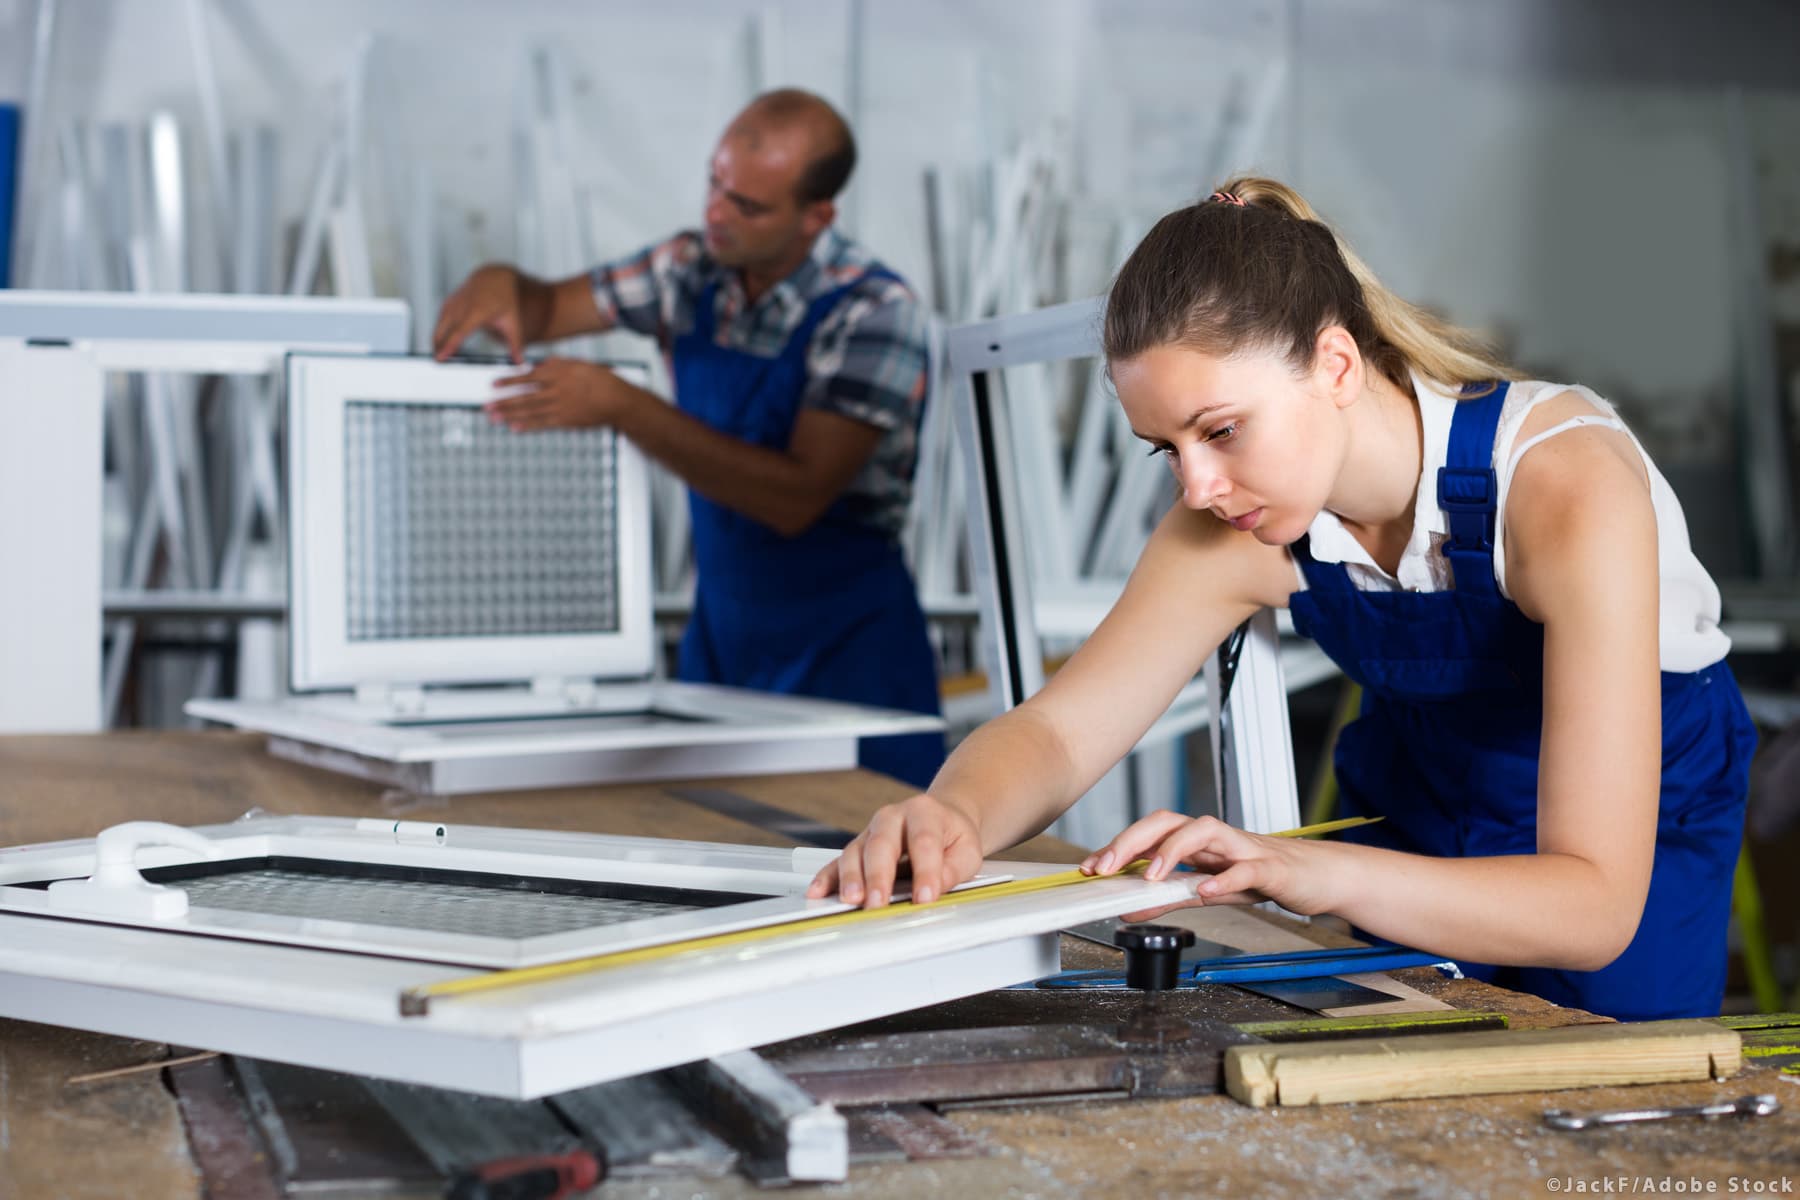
left=1292, top=371, right=1731, bottom=673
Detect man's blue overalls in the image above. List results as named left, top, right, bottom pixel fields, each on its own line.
left=670, top=272, right=946, bottom=790
left=1289, top=383, right=1756, bottom=1019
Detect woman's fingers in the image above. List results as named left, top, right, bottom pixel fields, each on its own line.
left=1193, top=858, right=1268, bottom=903
left=856, top=807, right=907, bottom=908
left=794, top=796, right=981, bottom=911
left=805, top=857, right=840, bottom=899
left=1118, top=895, right=1210, bottom=923
left=904, top=808, right=946, bottom=905
left=1080, top=809, right=1194, bottom=875
left=834, top=834, right=867, bottom=904
left=1143, top=816, right=1253, bottom=881
left=805, top=804, right=905, bottom=908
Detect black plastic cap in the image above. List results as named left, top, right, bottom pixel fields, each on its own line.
left=1114, top=923, right=1196, bottom=992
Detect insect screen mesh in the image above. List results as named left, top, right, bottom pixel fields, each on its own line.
left=343, top=402, right=619, bottom=641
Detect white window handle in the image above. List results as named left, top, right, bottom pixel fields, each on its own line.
left=47, top=820, right=224, bottom=921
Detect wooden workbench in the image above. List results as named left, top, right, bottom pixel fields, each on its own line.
left=1, top=732, right=1795, bottom=1199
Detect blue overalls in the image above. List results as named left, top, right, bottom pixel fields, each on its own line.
left=1288, top=383, right=1756, bottom=1019
left=670, top=272, right=946, bottom=789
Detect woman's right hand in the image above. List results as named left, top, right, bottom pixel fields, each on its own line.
left=805, top=793, right=984, bottom=909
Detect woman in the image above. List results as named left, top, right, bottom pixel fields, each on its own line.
left=808, top=178, right=1756, bottom=1020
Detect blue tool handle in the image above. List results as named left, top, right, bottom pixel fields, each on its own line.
left=1035, top=948, right=1450, bottom=990
left=1186, top=950, right=1448, bottom=985
left=1178, top=943, right=1412, bottom=969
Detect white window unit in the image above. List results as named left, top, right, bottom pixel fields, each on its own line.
left=187, top=354, right=941, bottom=792
left=0, top=816, right=1195, bottom=1098
left=0, top=290, right=410, bottom=733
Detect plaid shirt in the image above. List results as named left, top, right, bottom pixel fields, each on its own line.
left=588, top=228, right=930, bottom=540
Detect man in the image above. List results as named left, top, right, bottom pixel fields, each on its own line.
left=432, top=88, right=944, bottom=788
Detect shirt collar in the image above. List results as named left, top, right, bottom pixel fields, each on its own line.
left=1409, top=369, right=1457, bottom=538
left=1302, top=369, right=1459, bottom=586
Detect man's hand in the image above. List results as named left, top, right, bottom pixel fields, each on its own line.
left=434, top=265, right=531, bottom=362
left=487, top=359, right=638, bottom=432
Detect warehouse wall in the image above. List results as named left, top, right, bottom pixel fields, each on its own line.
left=3, top=0, right=1796, bottom=565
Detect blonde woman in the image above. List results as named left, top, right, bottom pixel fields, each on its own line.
left=810, top=178, right=1755, bottom=1020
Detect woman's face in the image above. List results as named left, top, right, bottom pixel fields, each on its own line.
left=1111, top=341, right=1348, bottom=545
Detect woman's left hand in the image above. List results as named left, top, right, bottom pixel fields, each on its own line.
left=1079, top=811, right=1333, bottom=918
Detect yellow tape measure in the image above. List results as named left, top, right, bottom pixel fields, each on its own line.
left=398, top=813, right=1382, bottom=1015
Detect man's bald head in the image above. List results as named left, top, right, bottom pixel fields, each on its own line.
left=728, top=89, right=857, bottom=205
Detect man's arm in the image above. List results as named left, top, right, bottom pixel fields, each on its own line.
left=434, top=234, right=702, bottom=361
left=486, top=362, right=883, bottom=537
left=488, top=279, right=927, bottom=538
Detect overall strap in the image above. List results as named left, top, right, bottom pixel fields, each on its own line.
left=1437, top=381, right=1510, bottom=597
left=692, top=265, right=895, bottom=358
left=689, top=280, right=721, bottom=343
left=789, top=265, right=897, bottom=354
left=1291, top=534, right=1356, bottom=593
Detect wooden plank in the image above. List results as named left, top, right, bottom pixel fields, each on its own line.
left=1232, top=1010, right=1510, bottom=1041
left=1225, top=1019, right=1742, bottom=1108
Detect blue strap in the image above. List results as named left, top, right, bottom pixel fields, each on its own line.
left=1291, top=534, right=1355, bottom=594
left=1437, top=381, right=1509, bottom=597
left=1030, top=945, right=1452, bottom=990
left=691, top=279, right=720, bottom=342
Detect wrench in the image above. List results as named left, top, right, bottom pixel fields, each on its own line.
left=1543, top=1093, right=1781, bottom=1131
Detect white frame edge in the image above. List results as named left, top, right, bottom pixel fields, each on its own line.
left=285, top=354, right=656, bottom=692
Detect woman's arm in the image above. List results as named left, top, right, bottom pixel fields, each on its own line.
left=810, top=502, right=1296, bottom=908
left=1090, top=409, right=1664, bottom=972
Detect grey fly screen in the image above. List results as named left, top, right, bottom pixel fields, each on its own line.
left=343, top=402, right=619, bottom=641
left=178, top=870, right=698, bottom=940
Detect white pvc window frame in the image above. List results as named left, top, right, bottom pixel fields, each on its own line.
left=285, top=354, right=656, bottom=692
left=0, top=290, right=409, bottom=733
left=0, top=290, right=410, bottom=371
left=0, top=815, right=1009, bottom=969
left=0, top=816, right=1196, bottom=1098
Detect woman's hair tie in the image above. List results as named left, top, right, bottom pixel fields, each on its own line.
left=1209, top=190, right=1247, bottom=207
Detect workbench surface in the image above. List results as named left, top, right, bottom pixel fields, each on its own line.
left=2, top=732, right=1794, bottom=1199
